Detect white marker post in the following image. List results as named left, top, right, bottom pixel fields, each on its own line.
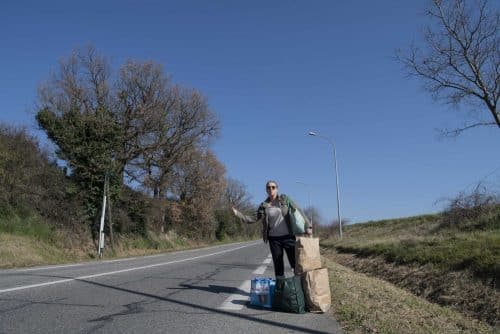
left=98, top=175, right=108, bottom=258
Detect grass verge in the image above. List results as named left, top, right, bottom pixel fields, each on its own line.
left=334, top=231, right=500, bottom=280
left=0, top=213, right=256, bottom=268
left=321, top=211, right=500, bottom=329
left=323, top=256, right=495, bottom=334
left=0, top=233, right=79, bottom=268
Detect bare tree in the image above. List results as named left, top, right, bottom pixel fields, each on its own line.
left=302, top=205, right=322, bottom=228
left=213, top=177, right=257, bottom=240
left=317, top=218, right=351, bottom=239
left=224, top=177, right=253, bottom=210
left=398, top=0, right=499, bottom=135
left=116, top=61, right=219, bottom=198
left=168, top=148, right=227, bottom=239
left=36, top=47, right=220, bottom=241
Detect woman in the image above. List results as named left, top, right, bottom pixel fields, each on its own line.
left=232, top=180, right=312, bottom=278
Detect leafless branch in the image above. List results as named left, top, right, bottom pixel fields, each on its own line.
left=397, top=0, right=500, bottom=133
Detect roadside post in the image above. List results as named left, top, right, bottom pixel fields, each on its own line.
left=98, top=174, right=108, bottom=258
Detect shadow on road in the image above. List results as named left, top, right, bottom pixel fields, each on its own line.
left=178, top=283, right=249, bottom=296
left=10, top=273, right=336, bottom=334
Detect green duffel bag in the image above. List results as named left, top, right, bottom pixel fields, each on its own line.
left=272, top=276, right=306, bottom=314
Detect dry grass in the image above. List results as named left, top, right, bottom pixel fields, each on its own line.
left=321, top=212, right=500, bottom=329
left=0, top=228, right=237, bottom=269
left=0, top=233, right=79, bottom=268
left=323, top=256, right=495, bottom=334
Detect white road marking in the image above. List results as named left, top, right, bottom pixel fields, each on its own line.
left=218, top=255, right=272, bottom=311
left=254, top=253, right=272, bottom=275
left=5, top=257, right=139, bottom=273
left=0, top=278, right=76, bottom=292
left=9, top=263, right=85, bottom=272
left=218, top=279, right=251, bottom=311
left=2, top=241, right=256, bottom=273
left=0, top=242, right=260, bottom=294
left=252, top=265, right=267, bottom=275
left=102, top=258, right=137, bottom=263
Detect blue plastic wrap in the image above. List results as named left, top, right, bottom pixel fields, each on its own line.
left=250, top=277, right=276, bottom=308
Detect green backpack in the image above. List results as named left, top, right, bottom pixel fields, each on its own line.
left=272, top=276, right=306, bottom=313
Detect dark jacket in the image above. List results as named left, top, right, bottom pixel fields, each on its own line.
left=234, top=194, right=311, bottom=243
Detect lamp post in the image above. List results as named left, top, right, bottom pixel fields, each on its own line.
left=308, top=131, right=343, bottom=239
left=295, top=180, right=313, bottom=228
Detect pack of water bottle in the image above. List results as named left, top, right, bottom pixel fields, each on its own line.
left=250, top=277, right=276, bottom=308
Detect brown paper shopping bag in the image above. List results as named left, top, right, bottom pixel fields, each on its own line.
left=302, top=268, right=331, bottom=313
left=295, top=236, right=322, bottom=275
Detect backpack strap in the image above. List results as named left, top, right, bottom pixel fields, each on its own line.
left=278, top=194, right=294, bottom=236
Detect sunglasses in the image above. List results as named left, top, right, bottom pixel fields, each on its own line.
left=266, top=185, right=276, bottom=190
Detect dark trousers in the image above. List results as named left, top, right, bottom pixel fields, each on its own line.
left=268, top=235, right=296, bottom=277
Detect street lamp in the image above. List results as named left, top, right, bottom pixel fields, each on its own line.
left=295, top=180, right=313, bottom=228
left=308, top=131, right=343, bottom=239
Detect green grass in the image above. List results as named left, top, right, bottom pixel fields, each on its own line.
left=132, top=233, right=173, bottom=250
left=0, top=211, right=85, bottom=268
left=0, top=212, right=56, bottom=243
left=0, top=233, right=79, bottom=268
left=327, top=212, right=500, bottom=280
left=321, top=210, right=500, bottom=329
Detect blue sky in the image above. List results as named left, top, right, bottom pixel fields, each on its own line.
left=1, top=1, right=499, bottom=224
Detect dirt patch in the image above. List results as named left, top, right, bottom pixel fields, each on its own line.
left=324, top=248, right=500, bottom=328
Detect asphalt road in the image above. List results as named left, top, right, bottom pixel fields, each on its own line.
left=0, top=241, right=343, bottom=333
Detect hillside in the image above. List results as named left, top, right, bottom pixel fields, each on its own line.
left=0, top=211, right=248, bottom=269
left=320, top=208, right=500, bottom=328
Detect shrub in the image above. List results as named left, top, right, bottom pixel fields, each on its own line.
left=440, top=185, right=499, bottom=229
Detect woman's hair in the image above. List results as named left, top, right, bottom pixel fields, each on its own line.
left=265, top=180, right=279, bottom=188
